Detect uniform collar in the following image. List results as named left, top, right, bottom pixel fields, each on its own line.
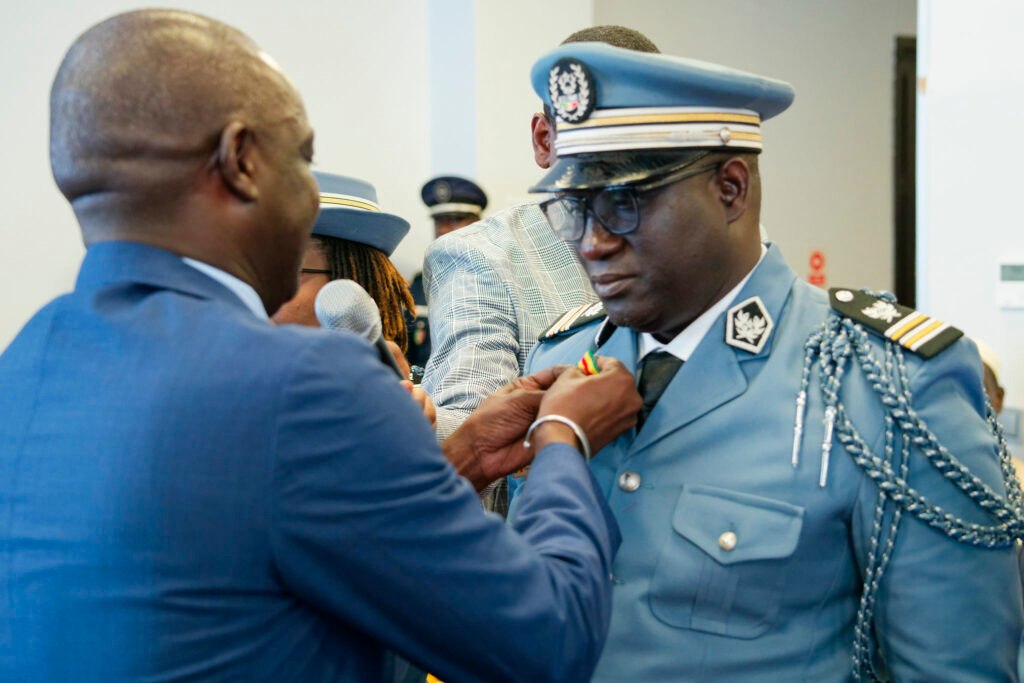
left=639, top=244, right=768, bottom=362
left=599, top=242, right=797, bottom=455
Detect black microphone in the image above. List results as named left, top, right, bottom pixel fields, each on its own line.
left=314, top=279, right=406, bottom=379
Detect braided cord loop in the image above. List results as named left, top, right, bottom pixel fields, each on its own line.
left=797, top=297, right=1024, bottom=680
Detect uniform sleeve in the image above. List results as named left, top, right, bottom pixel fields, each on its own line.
left=420, top=237, right=523, bottom=439
left=853, top=340, right=1023, bottom=682
left=269, top=335, right=619, bottom=683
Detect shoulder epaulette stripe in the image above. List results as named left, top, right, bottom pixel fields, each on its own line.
left=885, top=311, right=926, bottom=339
left=829, top=287, right=962, bottom=359
left=902, top=319, right=942, bottom=348
left=909, top=322, right=951, bottom=352
left=540, top=302, right=607, bottom=341
left=552, top=305, right=587, bottom=333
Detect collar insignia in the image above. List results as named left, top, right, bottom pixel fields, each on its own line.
left=549, top=58, right=596, bottom=124
left=726, top=296, right=773, bottom=354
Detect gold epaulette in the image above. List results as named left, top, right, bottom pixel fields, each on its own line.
left=829, top=288, right=962, bottom=359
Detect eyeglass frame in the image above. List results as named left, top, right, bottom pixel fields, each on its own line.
left=538, top=158, right=724, bottom=242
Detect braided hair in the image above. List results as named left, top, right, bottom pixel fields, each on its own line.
left=313, top=235, right=415, bottom=352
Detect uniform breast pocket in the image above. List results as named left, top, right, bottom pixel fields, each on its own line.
left=649, top=484, right=804, bottom=639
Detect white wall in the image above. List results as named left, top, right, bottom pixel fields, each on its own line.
left=474, top=1, right=594, bottom=212
left=0, top=1, right=920, bottom=351
left=918, top=0, right=1024, bottom=446
left=0, top=0, right=434, bottom=350
left=0, top=0, right=596, bottom=351
left=406, top=0, right=594, bottom=277
left=594, top=0, right=916, bottom=293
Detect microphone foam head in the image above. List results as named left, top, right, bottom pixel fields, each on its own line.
left=313, top=279, right=383, bottom=342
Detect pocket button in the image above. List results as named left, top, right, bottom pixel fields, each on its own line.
left=718, top=531, right=738, bottom=552
left=618, top=471, right=642, bottom=492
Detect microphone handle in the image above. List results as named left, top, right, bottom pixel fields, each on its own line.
left=374, top=337, right=407, bottom=380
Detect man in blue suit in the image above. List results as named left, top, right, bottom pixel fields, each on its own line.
left=0, top=10, right=643, bottom=682
left=511, top=44, right=1024, bottom=680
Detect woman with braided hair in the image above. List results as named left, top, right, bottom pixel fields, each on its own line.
left=272, top=171, right=415, bottom=353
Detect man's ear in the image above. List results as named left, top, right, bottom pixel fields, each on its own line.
left=215, top=120, right=259, bottom=202
left=530, top=113, right=555, bottom=169
left=716, top=157, right=750, bottom=223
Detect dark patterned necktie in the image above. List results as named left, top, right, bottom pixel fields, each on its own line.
left=637, top=351, right=683, bottom=430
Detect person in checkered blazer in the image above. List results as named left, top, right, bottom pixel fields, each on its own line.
left=421, top=26, right=659, bottom=514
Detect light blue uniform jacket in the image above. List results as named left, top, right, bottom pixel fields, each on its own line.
left=518, top=244, right=1022, bottom=682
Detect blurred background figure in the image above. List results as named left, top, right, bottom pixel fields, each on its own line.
left=975, top=338, right=1022, bottom=485
left=421, top=175, right=489, bottom=241
left=407, top=175, right=489, bottom=371
left=272, top=171, right=416, bottom=354
left=975, top=338, right=1006, bottom=414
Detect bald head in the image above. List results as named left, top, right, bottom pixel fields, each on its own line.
left=50, top=10, right=300, bottom=221
left=50, top=10, right=320, bottom=316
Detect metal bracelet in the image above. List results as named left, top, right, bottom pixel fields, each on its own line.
left=523, top=414, right=592, bottom=461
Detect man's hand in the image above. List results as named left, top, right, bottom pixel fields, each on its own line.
left=442, top=359, right=641, bottom=491
left=441, top=366, right=568, bottom=491
left=401, top=380, right=437, bottom=429
left=385, top=340, right=412, bottom=380
left=530, top=357, right=641, bottom=455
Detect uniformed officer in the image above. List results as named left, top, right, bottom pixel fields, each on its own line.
left=272, top=171, right=415, bottom=357
left=511, top=43, right=1024, bottom=681
left=408, top=176, right=489, bottom=373
left=420, top=175, right=488, bottom=241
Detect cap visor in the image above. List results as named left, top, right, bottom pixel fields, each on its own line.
left=529, top=150, right=713, bottom=193
left=313, top=209, right=410, bottom=256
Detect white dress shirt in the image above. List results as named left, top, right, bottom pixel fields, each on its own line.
left=182, top=258, right=268, bottom=320
left=639, top=245, right=767, bottom=362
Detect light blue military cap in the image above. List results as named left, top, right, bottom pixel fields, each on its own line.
left=312, top=171, right=409, bottom=256
left=530, top=43, right=795, bottom=191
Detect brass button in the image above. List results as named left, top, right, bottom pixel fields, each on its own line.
left=718, top=531, right=738, bottom=552
left=618, top=471, right=641, bottom=493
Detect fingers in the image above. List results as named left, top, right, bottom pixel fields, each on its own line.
left=532, top=354, right=642, bottom=455
left=514, top=364, right=571, bottom=391
left=384, top=340, right=411, bottom=379
left=410, top=386, right=437, bottom=429
left=593, top=356, right=631, bottom=375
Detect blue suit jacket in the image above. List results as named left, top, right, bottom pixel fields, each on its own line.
left=0, top=242, right=619, bottom=682
left=517, top=244, right=1022, bottom=682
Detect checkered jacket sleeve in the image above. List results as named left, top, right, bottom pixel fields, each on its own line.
left=421, top=204, right=596, bottom=440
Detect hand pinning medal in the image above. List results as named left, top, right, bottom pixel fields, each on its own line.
left=577, top=349, right=600, bottom=376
